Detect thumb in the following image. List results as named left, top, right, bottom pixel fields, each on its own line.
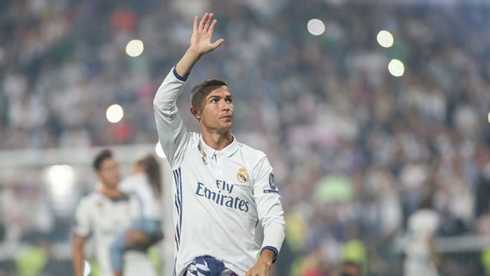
left=211, top=38, right=224, bottom=50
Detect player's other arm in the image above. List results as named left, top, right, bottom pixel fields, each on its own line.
left=72, top=199, right=92, bottom=276
left=153, top=13, right=223, bottom=167
left=247, top=155, right=286, bottom=276
left=72, top=235, right=86, bottom=276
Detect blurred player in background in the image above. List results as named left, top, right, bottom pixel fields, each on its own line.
left=110, top=153, right=164, bottom=276
left=72, top=150, right=156, bottom=276
left=338, top=261, right=362, bottom=276
left=404, top=194, right=440, bottom=276
left=153, top=13, right=286, bottom=276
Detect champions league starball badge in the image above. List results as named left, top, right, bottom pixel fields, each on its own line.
left=269, top=173, right=277, bottom=190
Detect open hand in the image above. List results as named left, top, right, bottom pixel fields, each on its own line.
left=189, top=13, right=224, bottom=56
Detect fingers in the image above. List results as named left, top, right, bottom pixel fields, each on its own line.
left=193, top=16, right=198, bottom=32
left=204, top=13, right=214, bottom=32
left=209, top=19, right=218, bottom=33
left=211, top=38, right=224, bottom=50
left=246, top=267, right=267, bottom=276
left=198, top=12, right=216, bottom=32
left=245, top=270, right=260, bottom=276
left=198, top=13, right=209, bottom=31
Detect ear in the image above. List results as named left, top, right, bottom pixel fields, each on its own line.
left=190, top=106, right=200, bottom=120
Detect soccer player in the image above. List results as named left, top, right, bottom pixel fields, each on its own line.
left=72, top=150, right=156, bottom=276
left=110, top=153, right=164, bottom=276
left=404, top=195, right=440, bottom=276
left=153, top=13, right=286, bottom=276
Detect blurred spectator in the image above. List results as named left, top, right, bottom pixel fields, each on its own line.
left=338, top=261, right=362, bottom=276
left=1, top=0, right=490, bottom=275
left=404, top=194, right=439, bottom=276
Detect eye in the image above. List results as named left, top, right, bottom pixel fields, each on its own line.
left=226, top=98, right=233, bottom=103
left=210, top=98, right=218, bottom=103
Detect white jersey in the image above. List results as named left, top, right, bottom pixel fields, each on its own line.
left=73, top=191, right=156, bottom=276
left=120, top=174, right=162, bottom=220
left=404, top=209, right=439, bottom=276
left=154, top=68, right=286, bottom=276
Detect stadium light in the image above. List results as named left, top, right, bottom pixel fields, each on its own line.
left=126, top=39, right=144, bottom=57
left=488, top=112, right=490, bottom=123
left=155, top=141, right=166, bottom=158
left=44, top=164, right=75, bottom=197
left=388, top=59, right=405, bottom=77
left=44, top=164, right=76, bottom=216
left=307, top=19, right=325, bottom=36
left=377, top=30, right=394, bottom=48
left=106, top=104, right=124, bottom=123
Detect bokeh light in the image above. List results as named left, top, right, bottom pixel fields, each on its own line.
left=44, top=164, right=76, bottom=215
left=45, top=165, right=75, bottom=194
left=126, top=39, right=144, bottom=57
left=377, top=30, right=394, bottom=48
left=106, top=104, right=124, bottom=123
left=307, top=19, right=326, bottom=36
left=388, top=59, right=405, bottom=77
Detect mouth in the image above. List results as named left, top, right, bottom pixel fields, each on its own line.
left=220, top=115, right=233, bottom=120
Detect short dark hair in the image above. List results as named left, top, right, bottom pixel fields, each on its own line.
left=190, top=79, right=228, bottom=110
left=93, top=149, right=113, bottom=171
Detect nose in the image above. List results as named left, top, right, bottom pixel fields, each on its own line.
left=222, top=101, right=231, bottom=111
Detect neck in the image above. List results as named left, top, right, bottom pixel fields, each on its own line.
left=201, top=130, right=233, bottom=151
left=98, top=184, right=122, bottom=199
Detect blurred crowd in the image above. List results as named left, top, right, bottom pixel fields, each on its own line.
left=1, top=0, right=490, bottom=275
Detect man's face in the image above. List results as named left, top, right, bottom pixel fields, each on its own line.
left=199, top=86, right=234, bottom=133
left=96, top=158, right=121, bottom=188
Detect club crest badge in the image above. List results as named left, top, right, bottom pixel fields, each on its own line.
left=237, top=167, right=249, bottom=183
left=269, top=173, right=277, bottom=190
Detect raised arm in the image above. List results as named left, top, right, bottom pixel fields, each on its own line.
left=153, top=13, right=223, bottom=168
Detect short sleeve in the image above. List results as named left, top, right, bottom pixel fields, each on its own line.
left=73, top=198, right=92, bottom=237
left=409, top=210, right=439, bottom=237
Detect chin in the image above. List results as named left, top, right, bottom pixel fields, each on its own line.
left=222, top=122, right=233, bottom=129
left=217, top=124, right=232, bottom=133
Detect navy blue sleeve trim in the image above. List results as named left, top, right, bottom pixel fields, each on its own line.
left=261, top=246, right=278, bottom=263
left=172, top=67, right=189, bottom=81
